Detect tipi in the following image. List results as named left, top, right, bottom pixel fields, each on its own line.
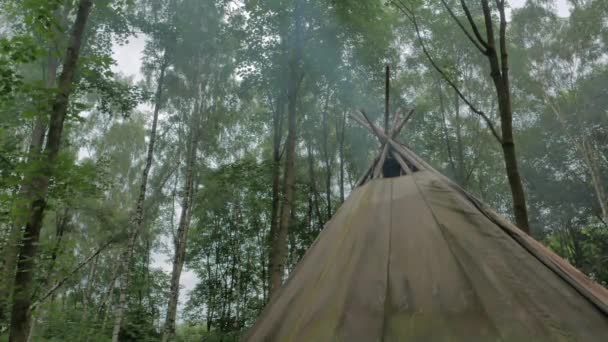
left=245, top=108, right=608, bottom=341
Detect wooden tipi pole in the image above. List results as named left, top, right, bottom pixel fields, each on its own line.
left=385, top=65, right=390, bottom=134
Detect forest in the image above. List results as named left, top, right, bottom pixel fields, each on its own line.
left=0, top=0, right=607, bottom=341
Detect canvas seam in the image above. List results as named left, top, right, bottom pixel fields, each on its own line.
left=411, top=173, right=504, bottom=340
left=380, top=178, right=394, bottom=340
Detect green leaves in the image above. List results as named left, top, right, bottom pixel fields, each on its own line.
left=1, top=0, right=606, bottom=340
left=17, top=0, right=64, bottom=39
left=0, top=36, right=43, bottom=98
left=545, top=223, right=608, bottom=286
left=0, top=36, right=42, bottom=63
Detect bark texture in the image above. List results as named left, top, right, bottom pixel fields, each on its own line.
left=266, top=93, right=284, bottom=296
left=161, top=100, right=202, bottom=342
left=338, top=111, right=346, bottom=203
left=581, top=140, right=607, bottom=222
left=268, top=1, right=304, bottom=297
left=270, top=1, right=302, bottom=297
left=8, top=1, right=93, bottom=341
left=307, top=142, right=325, bottom=228
left=269, top=81, right=297, bottom=295
left=0, top=45, right=60, bottom=326
left=321, top=89, right=332, bottom=219
left=480, top=0, right=530, bottom=233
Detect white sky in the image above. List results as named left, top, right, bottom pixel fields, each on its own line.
left=110, top=0, right=572, bottom=322
left=113, top=0, right=573, bottom=79
left=112, top=35, right=146, bottom=82
left=511, top=0, right=571, bottom=17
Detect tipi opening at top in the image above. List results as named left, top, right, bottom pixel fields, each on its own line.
left=243, top=71, right=608, bottom=341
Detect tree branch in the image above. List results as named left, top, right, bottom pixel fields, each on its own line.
left=440, top=0, right=488, bottom=54
left=481, top=0, right=497, bottom=54
left=30, top=238, right=117, bottom=312
left=459, top=0, right=489, bottom=49
left=496, top=0, right=509, bottom=77
left=393, top=1, right=502, bottom=143
left=391, top=0, right=415, bottom=21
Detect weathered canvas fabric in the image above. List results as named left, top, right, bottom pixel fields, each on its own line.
left=245, top=170, right=608, bottom=341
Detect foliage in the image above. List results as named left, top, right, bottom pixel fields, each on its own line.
left=1, top=0, right=606, bottom=340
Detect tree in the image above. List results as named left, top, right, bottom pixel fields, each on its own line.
left=269, top=0, right=305, bottom=296
left=391, top=0, right=531, bottom=233
left=510, top=0, right=608, bottom=223
left=162, top=97, right=201, bottom=341
left=159, top=0, right=241, bottom=337
left=8, top=1, right=94, bottom=340
left=110, top=0, right=177, bottom=339
left=0, top=0, right=65, bottom=324
left=1, top=0, right=606, bottom=340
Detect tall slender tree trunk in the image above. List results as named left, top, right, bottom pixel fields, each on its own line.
left=338, top=111, right=346, bottom=203
left=269, top=1, right=303, bottom=296
left=28, top=50, right=59, bottom=156
left=437, top=80, right=457, bottom=179
left=8, top=2, right=93, bottom=341
left=581, top=139, right=608, bottom=222
left=454, top=89, right=467, bottom=185
left=307, top=143, right=324, bottom=229
left=0, top=46, right=60, bottom=326
left=78, top=254, right=98, bottom=342
left=324, top=150, right=332, bottom=217
left=161, top=100, right=202, bottom=342
left=111, top=56, right=168, bottom=342
left=546, top=99, right=608, bottom=223
left=481, top=0, right=530, bottom=233
left=256, top=227, right=268, bottom=302
left=266, top=94, right=284, bottom=296
left=412, top=0, right=530, bottom=232
left=495, top=79, right=529, bottom=232
left=29, top=208, right=69, bottom=307
left=321, top=90, right=332, bottom=219
left=98, top=256, right=120, bottom=331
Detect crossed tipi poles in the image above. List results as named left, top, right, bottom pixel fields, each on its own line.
left=350, top=108, right=423, bottom=186
left=348, top=65, right=428, bottom=185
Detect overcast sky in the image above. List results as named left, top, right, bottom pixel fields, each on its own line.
left=110, top=0, right=572, bottom=319
left=112, top=0, right=572, bottom=81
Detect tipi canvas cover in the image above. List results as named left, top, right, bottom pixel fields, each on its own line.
left=245, top=111, right=608, bottom=341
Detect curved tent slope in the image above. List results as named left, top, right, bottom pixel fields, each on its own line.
left=244, top=111, right=608, bottom=342
left=245, top=172, right=608, bottom=341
